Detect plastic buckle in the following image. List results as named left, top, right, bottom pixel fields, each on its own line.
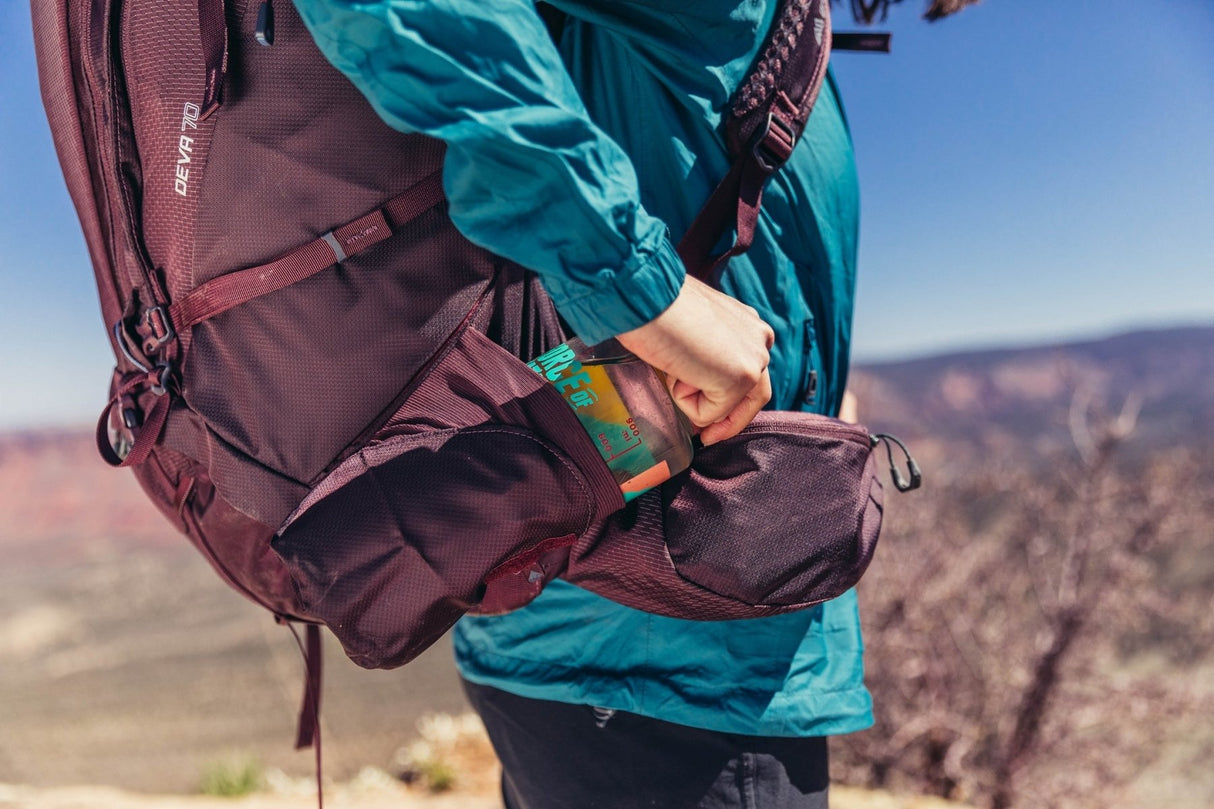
left=142, top=305, right=176, bottom=350
left=150, top=362, right=172, bottom=397
left=752, top=112, right=797, bottom=173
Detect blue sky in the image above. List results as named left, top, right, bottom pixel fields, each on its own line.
left=1, top=0, right=1212, bottom=429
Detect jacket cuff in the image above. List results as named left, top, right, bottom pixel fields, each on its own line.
left=549, top=230, right=686, bottom=346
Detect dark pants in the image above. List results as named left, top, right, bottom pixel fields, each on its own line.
left=463, top=680, right=830, bottom=809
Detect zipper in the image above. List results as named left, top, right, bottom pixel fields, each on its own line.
left=77, top=0, right=139, bottom=311
left=81, top=0, right=174, bottom=371
left=105, top=0, right=171, bottom=310
left=735, top=414, right=923, bottom=492
left=801, top=320, right=819, bottom=408
left=871, top=432, right=922, bottom=492
left=802, top=369, right=818, bottom=408
left=737, top=411, right=872, bottom=446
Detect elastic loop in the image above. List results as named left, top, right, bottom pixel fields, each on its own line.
left=872, top=433, right=922, bottom=492
left=113, top=322, right=151, bottom=374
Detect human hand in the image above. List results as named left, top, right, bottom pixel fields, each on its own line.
left=617, top=276, right=774, bottom=445
left=838, top=390, right=859, bottom=424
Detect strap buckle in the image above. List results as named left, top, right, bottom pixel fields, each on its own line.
left=752, top=112, right=797, bottom=173
left=113, top=312, right=176, bottom=395
left=97, top=366, right=174, bottom=467
left=141, top=305, right=176, bottom=354
left=113, top=321, right=152, bottom=374
left=150, top=362, right=173, bottom=397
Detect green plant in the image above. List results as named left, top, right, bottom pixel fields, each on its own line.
left=414, top=758, right=457, bottom=793
left=199, top=754, right=264, bottom=797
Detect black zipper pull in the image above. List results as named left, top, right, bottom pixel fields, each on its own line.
left=802, top=369, right=818, bottom=407
left=871, top=433, right=922, bottom=492
left=256, top=1, right=275, bottom=47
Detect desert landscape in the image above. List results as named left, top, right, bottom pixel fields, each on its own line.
left=1, top=325, right=1211, bottom=808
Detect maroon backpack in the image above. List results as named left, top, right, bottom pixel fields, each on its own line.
left=32, top=0, right=912, bottom=745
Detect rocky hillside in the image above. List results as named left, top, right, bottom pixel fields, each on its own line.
left=849, top=324, right=1214, bottom=472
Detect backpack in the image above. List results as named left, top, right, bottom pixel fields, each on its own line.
left=32, top=0, right=912, bottom=753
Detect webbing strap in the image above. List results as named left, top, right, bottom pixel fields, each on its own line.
left=674, top=122, right=786, bottom=283
left=292, top=623, right=324, bottom=751
left=679, top=0, right=833, bottom=284
left=833, top=32, right=891, bottom=52
left=197, top=0, right=228, bottom=118
left=286, top=622, right=325, bottom=809
left=678, top=94, right=799, bottom=283
left=677, top=137, right=773, bottom=284
left=95, top=370, right=173, bottom=468
left=169, top=170, right=445, bottom=331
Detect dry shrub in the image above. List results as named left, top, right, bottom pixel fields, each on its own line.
left=833, top=396, right=1214, bottom=808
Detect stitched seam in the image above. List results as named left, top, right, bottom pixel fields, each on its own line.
left=458, top=426, right=597, bottom=535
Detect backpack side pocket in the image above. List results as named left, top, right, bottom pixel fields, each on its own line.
left=271, top=327, right=622, bottom=669
left=565, top=411, right=885, bottom=619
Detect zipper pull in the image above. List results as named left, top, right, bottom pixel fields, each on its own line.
left=871, top=433, right=922, bottom=493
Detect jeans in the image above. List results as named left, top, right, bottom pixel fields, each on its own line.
left=463, top=679, right=830, bottom=809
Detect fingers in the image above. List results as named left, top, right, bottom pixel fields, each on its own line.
left=664, top=364, right=774, bottom=445
left=671, top=358, right=769, bottom=429
left=617, top=274, right=776, bottom=441
left=698, top=366, right=772, bottom=446
left=668, top=363, right=772, bottom=446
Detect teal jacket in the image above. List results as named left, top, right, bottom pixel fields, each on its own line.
left=294, top=0, right=872, bottom=736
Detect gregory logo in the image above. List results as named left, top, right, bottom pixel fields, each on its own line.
left=174, top=102, right=201, bottom=197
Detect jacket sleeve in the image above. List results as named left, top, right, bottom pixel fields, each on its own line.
left=291, top=0, right=685, bottom=344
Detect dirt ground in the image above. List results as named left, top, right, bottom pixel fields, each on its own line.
left=0, top=782, right=497, bottom=809
left=0, top=782, right=970, bottom=809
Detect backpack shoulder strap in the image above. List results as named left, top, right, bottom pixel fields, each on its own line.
left=678, top=0, right=833, bottom=284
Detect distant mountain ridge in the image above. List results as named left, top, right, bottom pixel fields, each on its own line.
left=849, top=323, right=1214, bottom=468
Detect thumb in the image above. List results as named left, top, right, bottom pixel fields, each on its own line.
left=667, top=377, right=713, bottom=427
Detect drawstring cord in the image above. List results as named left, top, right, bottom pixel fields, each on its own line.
left=872, top=433, right=922, bottom=492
